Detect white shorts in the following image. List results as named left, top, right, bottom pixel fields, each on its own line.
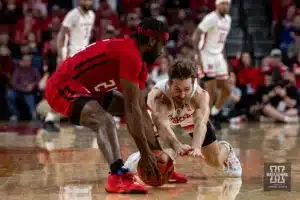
left=200, top=51, right=229, bottom=80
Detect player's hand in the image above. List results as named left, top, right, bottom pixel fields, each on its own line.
left=139, top=152, right=162, bottom=181
left=188, top=147, right=205, bottom=159
left=174, top=143, right=193, bottom=156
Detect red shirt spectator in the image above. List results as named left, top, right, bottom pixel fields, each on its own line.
left=120, top=12, right=140, bottom=37
left=261, top=49, right=288, bottom=75
left=293, top=52, right=300, bottom=89
left=15, top=13, right=42, bottom=43
left=189, top=0, right=215, bottom=12
left=95, top=0, right=119, bottom=29
left=272, top=0, right=293, bottom=23
left=233, top=52, right=262, bottom=90
left=119, top=0, right=144, bottom=13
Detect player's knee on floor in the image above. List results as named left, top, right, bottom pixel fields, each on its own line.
left=71, top=97, right=115, bottom=132
left=208, top=155, right=223, bottom=168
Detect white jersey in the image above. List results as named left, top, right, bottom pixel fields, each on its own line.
left=62, top=7, right=95, bottom=57
left=147, top=79, right=197, bottom=134
left=198, top=11, right=231, bottom=54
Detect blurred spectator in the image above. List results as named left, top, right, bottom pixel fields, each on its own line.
left=0, top=43, right=13, bottom=120
left=287, top=14, right=300, bottom=59
left=42, top=16, right=61, bottom=41
left=256, top=71, right=299, bottom=123
left=217, top=72, right=245, bottom=123
left=149, top=2, right=167, bottom=23
left=234, top=52, right=262, bottom=91
left=8, top=54, right=40, bottom=121
left=189, top=0, right=215, bottom=13
left=279, top=5, right=297, bottom=53
left=42, top=35, right=57, bottom=75
left=232, top=52, right=262, bottom=115
left=176, top=43, right=194, bottom=60
left=15, top=10, right=42, bottom=43
left=293, top=52, right=300, bottom=92
left=120, top=12, right=140, bottom=37
left=23, top=0, right=48, bottom=19
left=151, top=57, right=169, bottom=83
left=95, top=0, right=119, bottom=29
left=119, top=0, right=143, bottom=13
left=261, top=49, right=288, bottom=73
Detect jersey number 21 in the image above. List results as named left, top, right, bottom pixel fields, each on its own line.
left=94, top=79, right=117, bottom=92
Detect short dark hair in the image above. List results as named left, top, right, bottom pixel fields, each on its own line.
left=132, top=18, right=168, bottom=45
left=168, top=59, right=198, bottom=81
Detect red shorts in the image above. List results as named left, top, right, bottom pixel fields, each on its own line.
left=45, top=75, right=94, bottom=122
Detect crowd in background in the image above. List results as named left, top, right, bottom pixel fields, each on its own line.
left=0, top=0, right=299, bottom=126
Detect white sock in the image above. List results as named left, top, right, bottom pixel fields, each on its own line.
left=211, top=106, right=220, bottom=116
left=45, top=112, right=57, bottom=122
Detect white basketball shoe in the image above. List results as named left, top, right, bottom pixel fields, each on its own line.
left=218, top=141, right=242, bottom=177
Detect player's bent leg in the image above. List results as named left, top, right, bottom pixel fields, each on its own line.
left=45, top=78, right=147, bottom=194
left=74, top=99, right=147, bottom=194
left=201, top=122, right=242, bottom=177
left=203, top=78, right=217, bottom=109
left=215, top=78, right=231, bottom=111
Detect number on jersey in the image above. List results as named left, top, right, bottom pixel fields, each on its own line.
left=94, top=79, right=117, bottom=92
left=218, top=33, right=227, bottom=43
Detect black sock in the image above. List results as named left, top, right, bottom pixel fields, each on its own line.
left=110, top=159, right=124, bottom=174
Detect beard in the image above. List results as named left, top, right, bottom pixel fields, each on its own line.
left=81, top=5, right=90, bottom=12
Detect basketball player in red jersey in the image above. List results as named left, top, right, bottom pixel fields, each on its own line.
left=45, top=18, right=169, bottom=194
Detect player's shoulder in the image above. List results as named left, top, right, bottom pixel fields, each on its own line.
left=205, top=11, right=218, bottom=19
left=201, top=11, right=218, bottom=24
left=88, top=10, right=95, bottom=18
left=225, top=14, right=232, bottom=22
left=191, top=86, right=210, bottom=106
left=67, top=7, right=81, bottom=17
left=149, top=88, right=172, bottom=109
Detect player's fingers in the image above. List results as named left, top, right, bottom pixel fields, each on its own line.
left=200, top=154, right=205, bottom=160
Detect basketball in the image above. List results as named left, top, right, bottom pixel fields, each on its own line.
left=137, top=150, right=174, bottom=187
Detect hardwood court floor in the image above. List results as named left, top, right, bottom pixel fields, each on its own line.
left=0, top=122, right=300, bottom=200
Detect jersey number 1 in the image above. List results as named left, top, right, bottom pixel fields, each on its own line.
left=218, top=33, right=226, bottom=43
left=94, top=79, right=117, bottom=92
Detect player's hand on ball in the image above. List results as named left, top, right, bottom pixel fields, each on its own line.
left=139, top=152, right=162, bottom=180
left=188, top=147, right=205, bottom=159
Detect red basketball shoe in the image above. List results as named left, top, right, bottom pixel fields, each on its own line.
left=169, top=171, right=188, bottom=183
left=105, top=171, right=148, bottom=194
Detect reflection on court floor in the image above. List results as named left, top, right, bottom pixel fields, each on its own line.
left=1, top=123, right=300, bottom=199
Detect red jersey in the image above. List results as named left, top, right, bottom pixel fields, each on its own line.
left=53, top=38, right=148, bottom=96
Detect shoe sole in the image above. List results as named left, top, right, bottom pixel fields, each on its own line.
left=105, top=189, right=148, bottom=194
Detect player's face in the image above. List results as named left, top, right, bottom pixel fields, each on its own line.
left=80, top=0, right=93, bottom=11
left=217, top=2, right=230, bottom=16
left=169, top=78, right=193, bottom=105
left=143, top=40, right=164, bottom=65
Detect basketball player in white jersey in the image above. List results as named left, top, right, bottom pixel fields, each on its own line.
left=192, top=0, right=232, bottom=128
left=124, top=60, right=242, bottom=182
left=57, top=0, right=95, bottom=62
left=44, top=0, right=95, bottom=132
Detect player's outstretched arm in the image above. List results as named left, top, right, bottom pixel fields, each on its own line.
left=120, top=78, right=153, bottom=156
left=56, top=26, right=69, bottom=64
left=149, top=90, right=192, bottom=156
left=191, top=90, right=210, bottom=153
left=120, top=78, right=162, bottom=177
